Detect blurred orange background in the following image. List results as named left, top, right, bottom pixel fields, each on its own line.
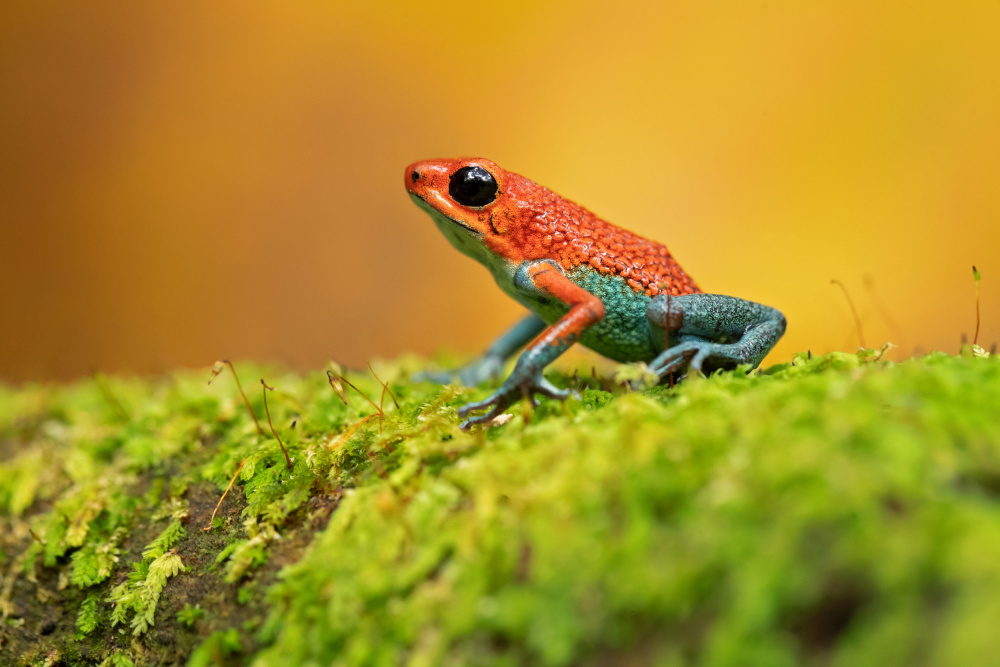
left=2, top=2, right=998, bottom=382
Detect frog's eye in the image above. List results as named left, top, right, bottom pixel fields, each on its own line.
left=449, top=166, right=498, bottom=208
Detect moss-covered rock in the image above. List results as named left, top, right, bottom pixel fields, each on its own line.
left=1, top=350, right=999, bottom=665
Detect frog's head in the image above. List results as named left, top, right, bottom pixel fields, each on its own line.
left=405, top=157, right=530, bottom=264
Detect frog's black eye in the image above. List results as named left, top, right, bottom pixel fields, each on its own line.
left=449, top=166, right=498, bottom=208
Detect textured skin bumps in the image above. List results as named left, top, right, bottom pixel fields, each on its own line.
left=564, top=267, right=658, bottom=361
left=492, top=174, right=701, bottom=297
left=406, top=158, right=701, bottom=298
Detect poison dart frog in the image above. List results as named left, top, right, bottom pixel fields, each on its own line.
left=405, top=158, right=786, bottom=429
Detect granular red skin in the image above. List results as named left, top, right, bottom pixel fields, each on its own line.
left=406, top=158, right=701, bottom=297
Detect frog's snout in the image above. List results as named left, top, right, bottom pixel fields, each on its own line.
left=404, top=160, right=435, bottom=195
left=405, top=160, right=451, bottom=202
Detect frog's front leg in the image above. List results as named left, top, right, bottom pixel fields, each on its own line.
left=458, top=260, right=605, bottom=430
left=419, top=313, right=547, bottom=386
left=646, top=293, right=786, bottom=379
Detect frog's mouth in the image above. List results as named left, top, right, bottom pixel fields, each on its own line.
left=408, top=193, right=482, bottom=236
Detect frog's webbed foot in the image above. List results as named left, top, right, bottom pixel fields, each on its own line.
left=457, top=374, right=569, bottom=430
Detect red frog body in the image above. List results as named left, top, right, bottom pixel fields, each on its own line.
left=406, top=157, right=785, bottom=428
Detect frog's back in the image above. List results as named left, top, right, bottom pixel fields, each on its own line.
left=482, top=173, right=701, bottom=298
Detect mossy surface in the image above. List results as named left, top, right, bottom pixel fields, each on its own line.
left=1, top=350, right=999, bottom=666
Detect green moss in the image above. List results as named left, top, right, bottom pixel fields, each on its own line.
left=176, top=603, right=204, bottom=628
left=1, top=351, right=999, bottom=665
left=107, top=520, right=188, bottom=636
left=75, top=593, right=100, bottom=638
left=187, top=628, right=242, bottom=667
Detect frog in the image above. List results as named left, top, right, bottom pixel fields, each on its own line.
left=405, top=157, right=786, bottom=429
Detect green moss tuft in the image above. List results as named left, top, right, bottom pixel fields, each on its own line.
left=75, top=592, right=100, bottom=638
left=176, top=603, right=204, bottom=628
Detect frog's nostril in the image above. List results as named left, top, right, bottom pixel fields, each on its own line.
left=411, top=171, right=420, bottom=183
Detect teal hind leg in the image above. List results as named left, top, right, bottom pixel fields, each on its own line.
left=646, top=294, right=786, bottom=378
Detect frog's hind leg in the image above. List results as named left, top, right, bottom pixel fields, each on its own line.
left=646, top=293, right=786, bottom=379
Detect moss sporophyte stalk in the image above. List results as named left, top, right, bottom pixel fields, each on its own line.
left=2, top=350, right=1000, bottom=665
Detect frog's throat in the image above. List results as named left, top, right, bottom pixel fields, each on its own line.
left=409, top=192, right=501, bottom=267
left=408, top=193, right=480, bottom=235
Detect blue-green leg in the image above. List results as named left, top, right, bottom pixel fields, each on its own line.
left=419, top=313, right=547, bottom=386
left=646, top=293, right=786, bottom=378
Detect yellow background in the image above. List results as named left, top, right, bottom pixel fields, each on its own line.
left=2, top=2, right=998, bottom=381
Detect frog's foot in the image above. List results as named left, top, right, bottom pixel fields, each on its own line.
left=457, top=374, right=568, bottom=430
left=414, top=354, right=506, bottom=387
left=649, top=340, right=746, bottom=379
left=646, top=293, right=787, bottom=382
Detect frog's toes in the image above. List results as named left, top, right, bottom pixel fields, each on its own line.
left=689, top=344, right=741, bottom=374
left=458, top=394, right=514, bottom=430
left=457, top=394, right=507, bottom=420
left=457, top=375, right=569, bottom=430
left=650, top=340, right=745, bottom=380
left=533, top=376, right=570, bottom=401
left=649, top=342, right=700, bottom=379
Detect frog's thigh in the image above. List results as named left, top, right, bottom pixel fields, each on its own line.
left=646, top=293, right=786, bottom=371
